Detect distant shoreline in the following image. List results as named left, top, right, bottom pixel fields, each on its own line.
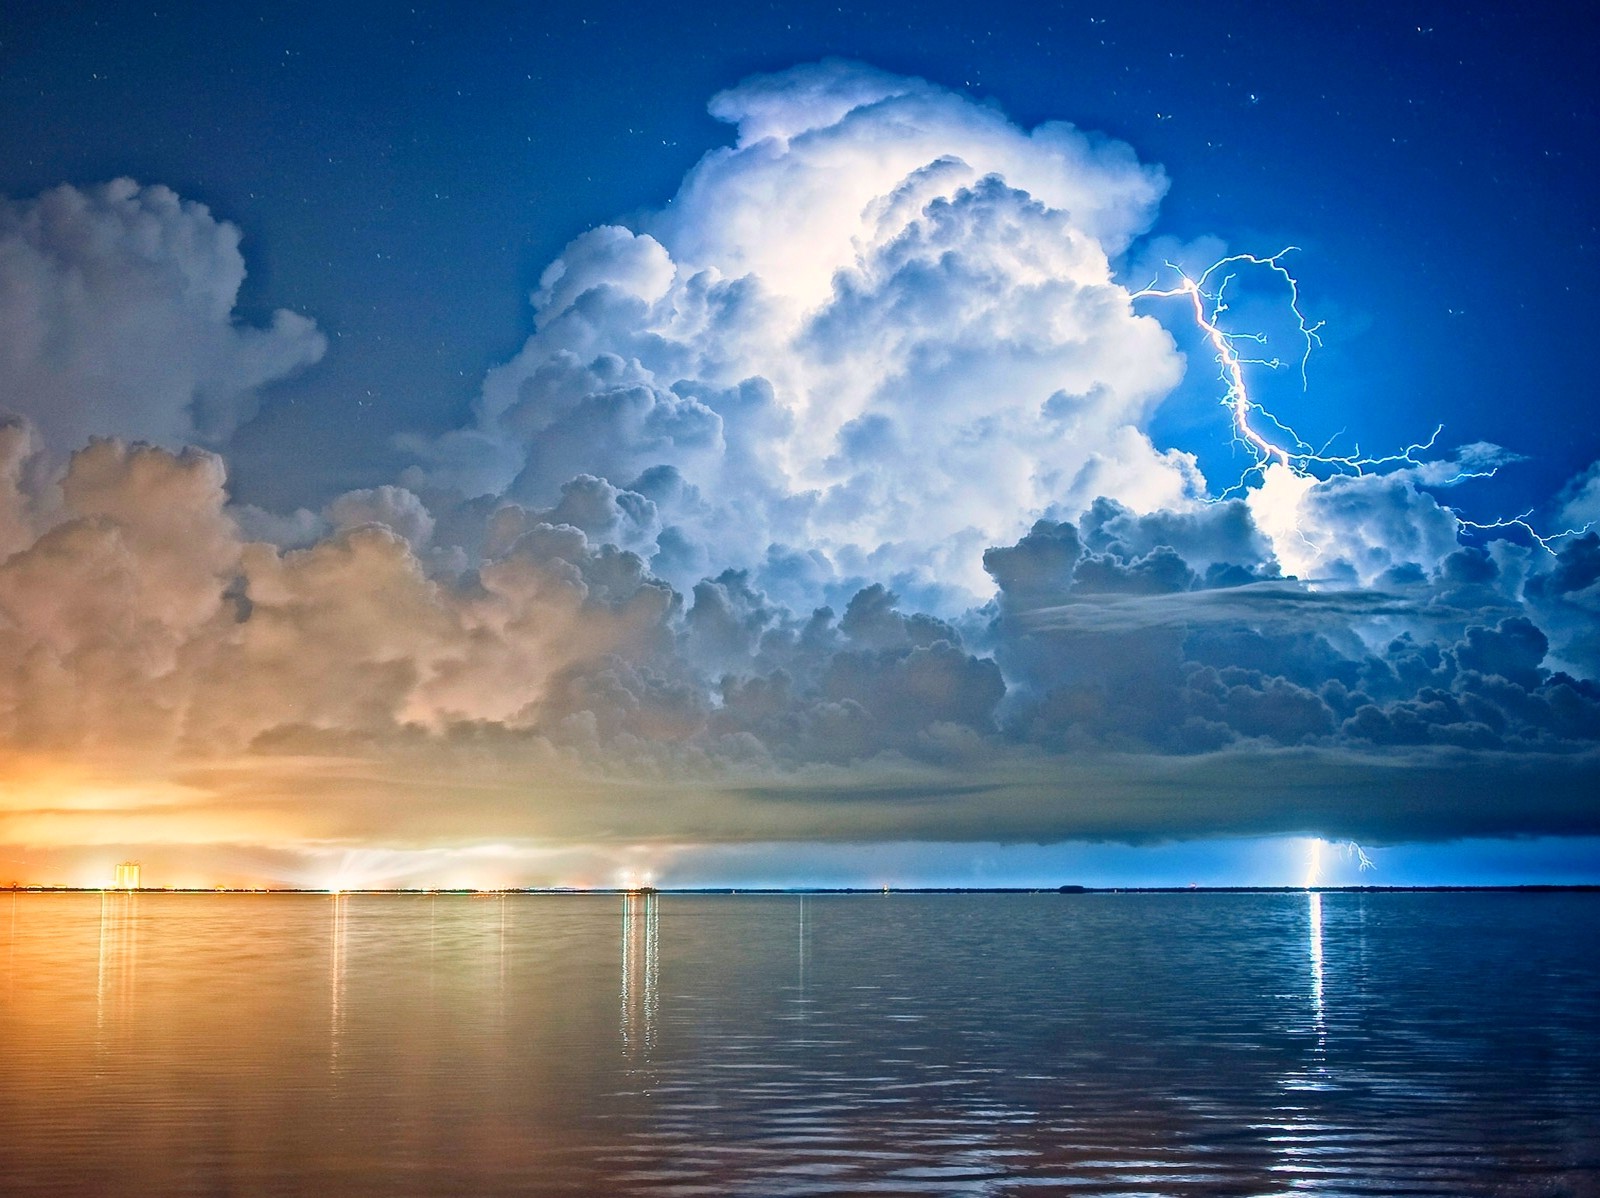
left=8, top=884, right=1599, bottom=895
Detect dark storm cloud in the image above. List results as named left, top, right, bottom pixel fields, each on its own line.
left=977, top=511, right=1599, bottom=766
left=0, top=425, right=1597, bottom=851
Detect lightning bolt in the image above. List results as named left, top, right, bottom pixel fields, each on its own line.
left=1132, top=249, right=1323, bottom=487
left=1453, top=512, right=1596, bottom=553
left=1342, top=841, right=1375, bottom=873
left=1303, top=837, right=1376, bottom=887
left=1303, top=837, right=1323, bottom=889
left=1132, top=251, right=1594, bottom=550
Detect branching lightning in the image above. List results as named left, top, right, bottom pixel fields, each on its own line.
left=1303, top=837, right=1376, bottom=888
left=1132, top=250, right=1594, bottom=550
left=1453, top=512, right=1596, bottom=553
left=1132, top=250, right=1324, bottom=488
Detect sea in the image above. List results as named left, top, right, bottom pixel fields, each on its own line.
left=2, top=889, right=1596, bottom=1196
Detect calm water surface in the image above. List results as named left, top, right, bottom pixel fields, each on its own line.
left=1, top=891, right=1596, bottom=1196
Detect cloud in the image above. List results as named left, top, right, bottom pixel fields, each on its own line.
left=326, top=485, right=435, bottom=553
left=1523, top=531, right=1600, bottom=676
left=0, top=66, right=1596, bottom=881
left=412, top=60, right=1195, bottom=607
left=0, top=437, right=678, bottom=761
left=1558, top=459, right=1600, bottom=530
left=0, top=438, right=239, bottom=751
left=0, top=416, right=49, bottom=559
left=1247, top=464, right=1462, bottom=584
left=970, top=498, right=1600, bottom=776
left=0, top=431, right=1595, bottom=867
left=0, top=179, right=325, bottom=452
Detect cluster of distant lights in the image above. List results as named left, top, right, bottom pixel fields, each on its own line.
left=1132, top=249, right=1594, bottom=550
left=87, top=844, right=1382, bottom=895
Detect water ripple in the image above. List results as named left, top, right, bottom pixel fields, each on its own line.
left=0, top=890, right=1596, bottom=1195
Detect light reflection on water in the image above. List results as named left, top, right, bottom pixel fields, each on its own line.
left=620, top=890, right=659, bottom=1066
left=329, top=892, right=347, bottom=1073
left=95, top=890, right=138, bottom=1043
left=1308, top=890, right=1325, bottom=1042
left=1, top=890, right=1597, bottom=1196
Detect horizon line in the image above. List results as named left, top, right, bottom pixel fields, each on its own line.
left=11, top=884, right=1600, bottom=896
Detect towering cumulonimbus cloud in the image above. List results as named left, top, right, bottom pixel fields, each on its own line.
left=410, top=60, right=1197, bottom=607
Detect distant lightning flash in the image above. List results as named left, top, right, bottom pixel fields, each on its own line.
left=1303, top=837, right=1322, bottom=889
left=1131, top=251, right=1594, bottom=550
left=1303, top=838, right=1377, bottom=888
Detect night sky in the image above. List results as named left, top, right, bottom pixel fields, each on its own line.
left=1, top=0, right=1596, bottom=888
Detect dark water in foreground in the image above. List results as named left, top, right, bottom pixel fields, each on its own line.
left=1, top=891, right=1596, bottom=1196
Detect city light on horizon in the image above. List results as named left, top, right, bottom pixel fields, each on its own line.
left=0, top=833, right=1586, bottom=894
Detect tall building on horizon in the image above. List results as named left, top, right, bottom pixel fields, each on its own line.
left=113, top=862, right=141, bottom=890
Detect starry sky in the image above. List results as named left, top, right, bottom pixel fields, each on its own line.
left=0, top=0, right=1596, bottom=888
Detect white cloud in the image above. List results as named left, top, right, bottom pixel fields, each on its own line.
left=1248, top=465, right=1461, bottom=585
left=326, top=485, right=435, bottom=552
left=0, top=179, right=325, bottom=452
left=1558, top=460, right=1600, bottom=530
left=415, top=60, right=1196, bottom=606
